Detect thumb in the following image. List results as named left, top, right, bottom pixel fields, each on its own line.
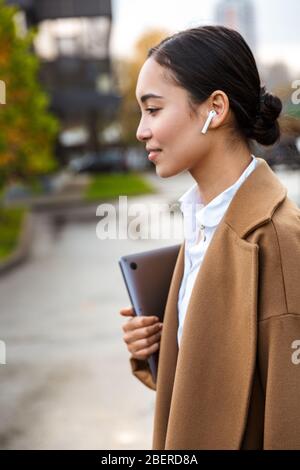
left=120, top=306, right=135, bottom=316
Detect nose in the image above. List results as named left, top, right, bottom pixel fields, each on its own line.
left=136, top=119, right=152, bottom=142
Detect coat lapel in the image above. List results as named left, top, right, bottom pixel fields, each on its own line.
left=152, top=242, right=184, bottom=448
left=164, top=223, right=259, bottom=449
left=153, top=158, right=287, bottom=450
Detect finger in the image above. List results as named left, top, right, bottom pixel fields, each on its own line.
left=131, top=342, right=160, bottom=361
left=123, top=315, right=160, bottom=333
left=120, top=306, right=135, bottom=316
left=130, top=330, right=162, bottom=354
left=123, top=321, right=163, bottom=342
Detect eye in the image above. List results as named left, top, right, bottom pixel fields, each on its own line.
left=146, top=108, right=160, bottom=115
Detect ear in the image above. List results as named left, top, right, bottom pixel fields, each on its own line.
left=209, top=90, right=230, bottom=129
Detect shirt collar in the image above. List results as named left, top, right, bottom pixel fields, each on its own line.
left=179, top=155, right=258, bottom=229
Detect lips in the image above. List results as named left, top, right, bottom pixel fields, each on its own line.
left=146, top=148, right=162, bottom=152
left=148, top=149, right=161, bottom=162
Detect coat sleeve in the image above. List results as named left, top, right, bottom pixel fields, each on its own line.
left=129, top=357, right=156, bottom=391
left=258, top=313, right=300, bottom=449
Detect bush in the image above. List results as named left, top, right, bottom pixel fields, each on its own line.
left=0, top=206, right=26, bottom=260
left=85, top=172, right=155, bottom=201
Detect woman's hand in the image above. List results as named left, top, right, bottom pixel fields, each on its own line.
left=120, top=306, right=163, bottom=361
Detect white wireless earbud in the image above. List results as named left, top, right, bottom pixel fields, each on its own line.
left=201, top=110, right=217, bottom=134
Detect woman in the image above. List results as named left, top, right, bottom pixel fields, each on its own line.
left=120, top=25, right=300, bottom=450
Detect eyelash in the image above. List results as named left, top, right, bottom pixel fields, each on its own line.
left=145, top=108, right=160, bottom=115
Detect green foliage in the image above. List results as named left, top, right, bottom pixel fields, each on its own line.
left=0, top=0, right=59, bottom=189
left=0, top=206, right=25, bottom=260
left=114, top=29, right=169, bottom=147
left=285, top=102, right=300, bottom=119
left=85, top=172, right=155, bottom=201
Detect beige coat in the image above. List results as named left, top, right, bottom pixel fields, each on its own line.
left=130, top=158, right=300, bottom=450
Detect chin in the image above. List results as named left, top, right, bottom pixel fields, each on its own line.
left=155, top=163, right=182, bottom=178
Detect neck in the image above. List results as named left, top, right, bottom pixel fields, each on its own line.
left=190, top=141, right=253, bottom=206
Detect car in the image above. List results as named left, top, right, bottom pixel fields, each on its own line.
left=68, top=148, right=127, bottom=173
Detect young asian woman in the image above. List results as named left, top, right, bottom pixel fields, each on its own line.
left=120, top=25, right=300, bottom=450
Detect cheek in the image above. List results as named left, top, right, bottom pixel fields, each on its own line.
left=171, top=125, right=206, bottom=169
left=153, top=119, right=177, bottom=144
left=170, top=121, right=200, bottom=156
left=153, top=105, right=181, bottom=134
left=156, top=113, right=193, bottom=146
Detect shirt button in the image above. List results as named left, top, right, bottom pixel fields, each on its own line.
left=200, top=224, right=205, bottom=230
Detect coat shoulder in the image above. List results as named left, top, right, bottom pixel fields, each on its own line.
left=271, top=196, right=300, bottom=263
left=248, top=194, right=300, bottom=251
left=248, top=196, right=300, bottom=320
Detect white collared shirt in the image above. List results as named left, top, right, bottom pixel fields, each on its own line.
left=177, top=155, right=259, bottom=347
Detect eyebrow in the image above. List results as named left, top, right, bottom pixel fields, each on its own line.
left=139, top=93, right=164, bottom=103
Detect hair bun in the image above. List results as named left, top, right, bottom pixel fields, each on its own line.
left=250, top=86, right=282, bottom=145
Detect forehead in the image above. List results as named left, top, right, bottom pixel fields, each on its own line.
left=135, top=58, right=174, bottom=101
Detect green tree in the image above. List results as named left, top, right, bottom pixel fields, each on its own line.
left=113, top=29, right=169, bottom=146
left=0, top=0, right=59, bottom=188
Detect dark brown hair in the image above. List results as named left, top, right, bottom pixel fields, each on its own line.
left=148, top=25, right=282, bottom=146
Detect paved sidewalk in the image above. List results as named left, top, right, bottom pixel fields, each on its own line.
left=0, top=172, right=191, bottom=450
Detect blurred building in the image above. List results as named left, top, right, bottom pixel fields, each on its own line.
left=214, top=0, right=256, bottom=53
left=260, top=62, right=291, bottom=93
left=6, top=0, right=121, bottom=162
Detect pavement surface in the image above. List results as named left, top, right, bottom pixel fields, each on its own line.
left=0, top=171, right=192, bottom=450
